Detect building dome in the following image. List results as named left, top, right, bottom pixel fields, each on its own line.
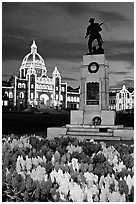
left=21, top=41, right=45, bottom=66
left=20, top=41, right=47, bottom=78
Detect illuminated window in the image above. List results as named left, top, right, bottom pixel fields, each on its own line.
left=31, top=84, right=34, bottom=89
left=60, top=95, right=63, bottom=100
left=20, top=92, right=24, bottom=99
left=62, top=87, right=65, bottom=92
left=77, top=97, right=79, bottom=102
left=67, top=96, right=70, bottom=102
left=5, top=91, right=8, bottom=96
left=4, top=101, right=8, bottom=106
left=9, top=92, right=13, bottom=98
left=71, top=97, right=73, bottom=102
left=74, top=97, right=76, bottom=102
left=36, top=93, right=38, bottom=99
left=56, top=94, right=58, bottom=100
left=18, top=83, right=22, bottom=88
left=31, top=92, right=34, bottom=99
left=22, top=83, right=26, bottom=88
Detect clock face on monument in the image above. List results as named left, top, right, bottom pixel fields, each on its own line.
left=88, top=62, right=99, bottom=73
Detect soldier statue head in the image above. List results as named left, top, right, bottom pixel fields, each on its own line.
left=89, top=18, right=95, bottom=23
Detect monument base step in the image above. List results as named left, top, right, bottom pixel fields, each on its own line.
left=66, top=124, right=123, bottom=129
left=59, top=134, right=121, bottom=141
left=47, top=126, right=133, bottom=141
left=67, top=131, right=113, bottom=137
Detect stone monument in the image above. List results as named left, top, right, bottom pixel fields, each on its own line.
left=71, top=18, right=115, bottom=126
left=47, top=18, right=133, bottom=141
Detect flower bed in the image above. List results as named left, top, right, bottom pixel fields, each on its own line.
left=2, top=134, right=134, bottom=202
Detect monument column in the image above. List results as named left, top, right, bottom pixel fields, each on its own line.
left=71, top=18, right=115, bottom=126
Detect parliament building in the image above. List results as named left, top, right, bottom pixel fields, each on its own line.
left=2, top=41, right=80, bottom=110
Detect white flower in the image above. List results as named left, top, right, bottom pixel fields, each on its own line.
left=44, top=174, right=48, bottom=182
left=16, top=162, right=21, bottom=173
left=59, top=178, right=70, bottom=197
left=26, top=156, right=32, bottom=171
left=19, top=171, right=26, bottom=180
left=71, top=158, right=79, bottom=171
left=69, top=182, right=84, bottom=202
left=86, top=186, right=93, bottom=202
left=32, top=157, right=39, bottom=166
left=50, top=170, right=55, bottom=183
left=108, top=191, right=125, bottom=202
left=51, top=155, right=55, bottom=166
left=42, top=155, right=47, bottom=163
left=20, top=156, right=26, bottom=170
left=31, top=169, right=37, bottom=181
left=84, top=172, right=98, bottom=185
left=30, top=166, right=46, bottom=182
left=37, top=156, right=43, bottom=163
left=125, top=174, right=134, bottom=194
left=99, top=184, right=109, bottom=202
left=113, top=161, right=126, bottom=172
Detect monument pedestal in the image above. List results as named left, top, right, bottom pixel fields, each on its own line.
left=71, top=109, right=115, bottom=126
left=71, top=54, right=115, bottom=126
left=47, top=54, right=133, bottom=141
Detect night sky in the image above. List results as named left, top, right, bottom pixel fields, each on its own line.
left=2, top=2, right=134, bottom=88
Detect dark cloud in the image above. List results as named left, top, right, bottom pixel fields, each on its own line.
left=62, top=77, right=78, bottom=82
left=98, top=10, right=132, bottom=27
left=110, top=79, right=134, bottom=88
left=109, top=71, right=129, bottom=75
left=47, top=2, right=92, bottom=16
left=2, top=35, right=85, bottom=62
left=105, top=40, right=134, bottom=63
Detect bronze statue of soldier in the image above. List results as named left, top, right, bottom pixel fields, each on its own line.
left=85, top=18, right=104, bottom=54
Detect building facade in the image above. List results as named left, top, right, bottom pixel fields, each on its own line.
left=67, top=86, right=80, bottom=109
left=116, top=85, right=134, bottom=111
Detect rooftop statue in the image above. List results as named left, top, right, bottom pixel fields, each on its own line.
left=85, top=18, right=104, bottom=55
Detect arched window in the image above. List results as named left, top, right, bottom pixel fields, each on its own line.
left=119, top=103, right=122, bottom=110
left=56, top=94, right=58, bottom=100
left=61, top=87, right=65, bottom=92
left=60, top=95, right=63, bottom=101
left=31, top=84, right=34, bottom=89
left=20, top=92, right=24, bottom=99
left=5, top=91, right=8, bottom=96
left=74, top=97, right=76, bottom=102
left=9, top=92, right=13, bottom=98
left=67, top=96, right=70, bottom=102
left=22, top=83, right=26, bottom=89
left=31, top=92, right=34, bottom=99
left=18, top=83, right=22, bottom=88
left=77, top=97, right=79, bottom=102
left=71, top=97, right=73, bottom=102
left=36, top=93, right=38, bottom=99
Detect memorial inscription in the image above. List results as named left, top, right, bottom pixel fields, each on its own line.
left=86, top=82, right=99, bottom=105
